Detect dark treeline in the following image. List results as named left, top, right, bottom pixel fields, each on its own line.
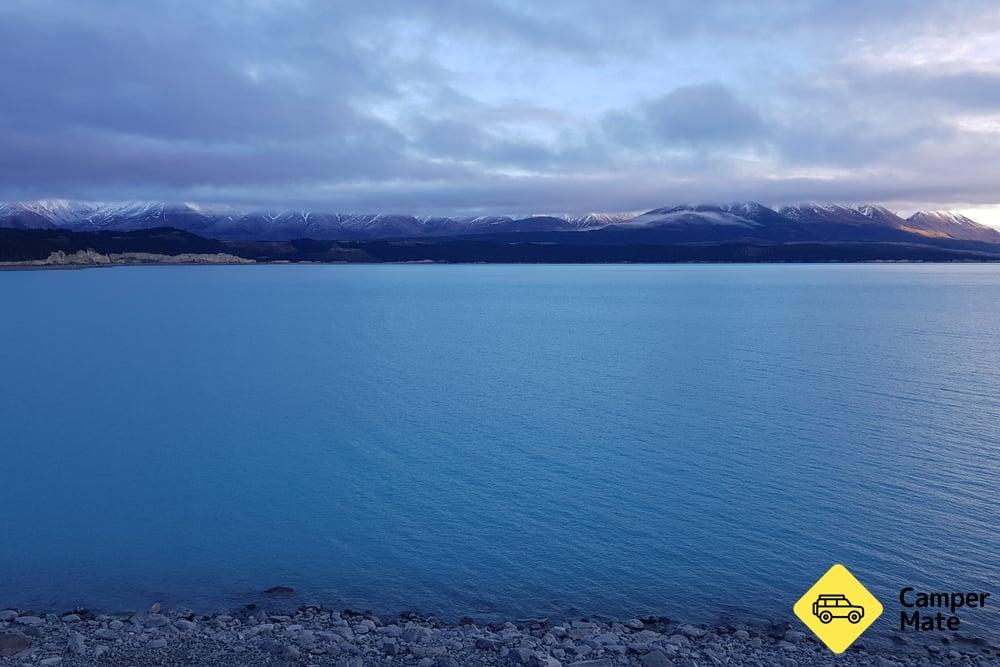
left=3, top=227, right=1000, bottom=265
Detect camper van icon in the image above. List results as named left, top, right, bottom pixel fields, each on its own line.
left=812, top=594, right=865, bottom=624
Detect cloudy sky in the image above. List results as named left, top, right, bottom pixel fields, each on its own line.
left=4, top=1, right=1000, bottom=222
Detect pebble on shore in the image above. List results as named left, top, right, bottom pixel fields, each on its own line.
left=0, top=604, right=996, bottom=666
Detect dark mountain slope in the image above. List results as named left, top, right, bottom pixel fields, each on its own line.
left=4, top=227, right=1000, bottom=265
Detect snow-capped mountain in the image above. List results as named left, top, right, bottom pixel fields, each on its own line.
left=0, top=201, right=94, bottom=229
left=2, top=200, right=999, bottom=244
left=567, top=212, right=636, bottom=228
left=854, top=204, right=905, bottom=226
left=625, top=204, right=764, bottom=228
left=778, top=203, right=904, bottom=226
left=0, top=202, right=615, bottom=240
left=778, top=203, right=1000, bottom=242
left=903, top=211, right=1000, bottom=243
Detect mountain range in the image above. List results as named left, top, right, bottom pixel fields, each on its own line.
left=2, top=200, right=999, bottom=245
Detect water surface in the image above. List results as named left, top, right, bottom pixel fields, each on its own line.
left=1, top=264, right=997, bottom=635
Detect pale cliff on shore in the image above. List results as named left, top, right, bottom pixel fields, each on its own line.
left=0, top=603, right=996, bottom=667
left=0, top=249, right=255, bottom=268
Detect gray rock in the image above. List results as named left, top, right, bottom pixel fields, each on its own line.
left=533, top=656, right=562, bottom=667
left=626, top=618, right=645, bottom=630
left=175, top=619, right=197, bottom=632
left=258, top=638, right=284, bottom=655
left=108, top=619, right=124, bottom=631
left=402, top=626, right=432, bottom=643
left=144, top=614, right=170, bottom=628
left=146, top=638, right=168, bottom=649
left=94, top=629, right=118, bottom=640
left=60, top=614, right=81, bottom=623
left=15, top=615, right=44, bottom=626
left=476, top=637, right=499, bottom=650
left=264, top=586, right=295, bottom=595
left=783, top=630, right=805, bottom=643
left=676, top=624, right=705, bottom=639
left=567, top=660, right=613, bottom=667
left=734, top=630, right=750, bottom=640
left=0, top=611, right=16, bottom=622
left=639, top=649, right=674, bottom=667
left=417, top=659, right=434, bottom=667
left=68, top=631, right=86, bottom=655
left=0, top=632, right=32, bottom=657
left=507, top=646, right=536, bottom=664
left=379, top=623, right=402, bottom=638
left=149, top=602, right=161, bottom=614
left=40, top=657, right=63, bottom=666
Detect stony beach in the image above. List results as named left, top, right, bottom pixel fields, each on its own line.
left=0, top=603, right=995, bottom=667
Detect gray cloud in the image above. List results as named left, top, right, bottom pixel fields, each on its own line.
left=2, top=0, right=1000, bottom=214
left=603, top=84, right=768, bottom=149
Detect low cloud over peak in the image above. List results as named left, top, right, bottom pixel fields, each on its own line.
left=2, top=1, right=1000, bottom=220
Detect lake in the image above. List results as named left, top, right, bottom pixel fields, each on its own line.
left=1, top=264, right=997, bottom=636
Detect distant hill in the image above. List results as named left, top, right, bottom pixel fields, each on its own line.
left=3, top=200, right=1000, bottom=246
left=4, top=226, right=1000, bottom=267
left=0, top=227, right=229, bottom=263
left=902, top=211, right=1000, bottom=243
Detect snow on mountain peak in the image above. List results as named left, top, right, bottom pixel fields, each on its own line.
left=3, top=199, right=999, bottom=243
left=902, top=210, right=1000, bottom=242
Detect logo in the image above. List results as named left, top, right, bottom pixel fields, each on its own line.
left=793, top=564, right=883, bottom=654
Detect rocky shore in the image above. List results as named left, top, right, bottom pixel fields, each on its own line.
left=1, top=603, right=996, bottom=667
left=0, top=249, right=255, bottom=268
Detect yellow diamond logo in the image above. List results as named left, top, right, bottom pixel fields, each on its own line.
left=793, top=563, right=883, bottom=654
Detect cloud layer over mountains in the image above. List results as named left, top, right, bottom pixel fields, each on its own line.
left=3, top=1, right=1000, bottom=218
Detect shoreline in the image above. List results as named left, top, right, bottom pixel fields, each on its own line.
left=4, top=257, right=1000, bottom=272
left=1, top=603, right=995, bottom=666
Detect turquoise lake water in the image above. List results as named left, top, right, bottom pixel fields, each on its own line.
left=1, top=264, right=997, bottom=634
